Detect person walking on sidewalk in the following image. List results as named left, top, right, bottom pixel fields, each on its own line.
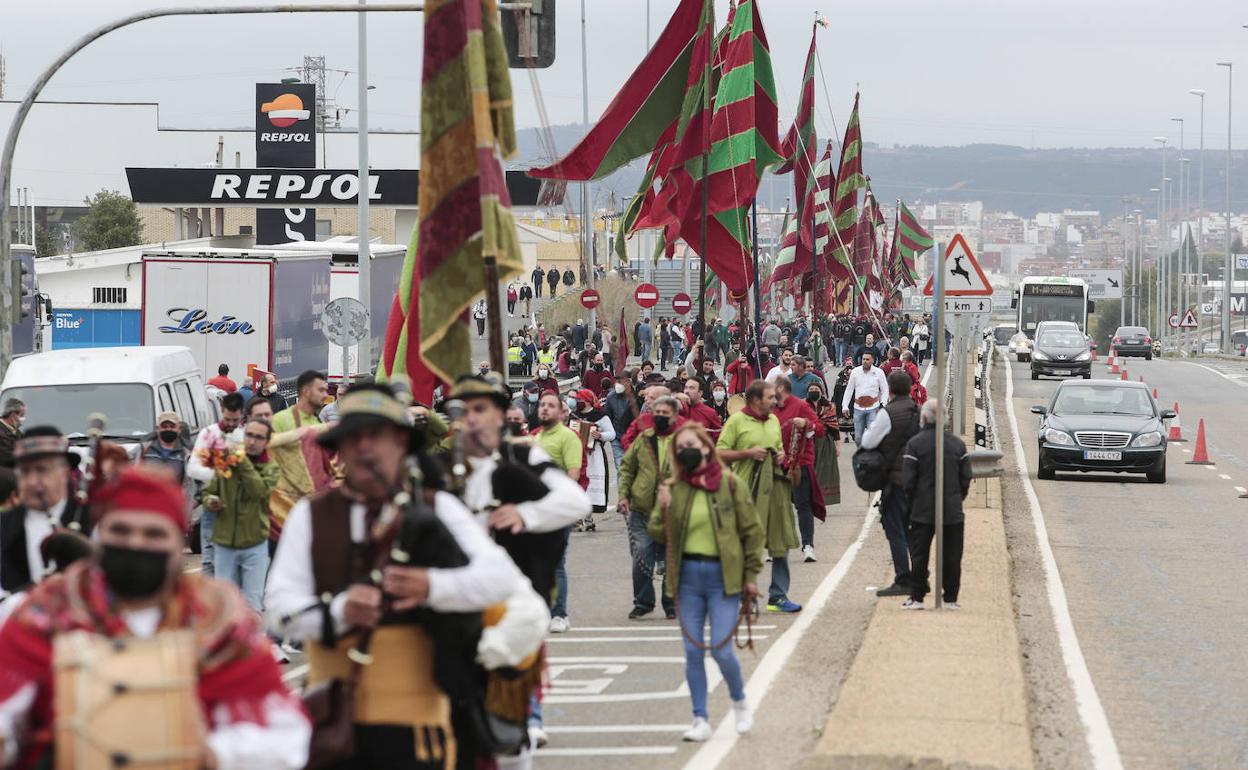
left=900, top=398, right=972, bottom=609
left=717, top=380, right=800, bottom=613
left=651, top=423, right=763, bottom=742
left=860, top=370, right=921, bottom=597
left=841, top=351, right=888, bottom=447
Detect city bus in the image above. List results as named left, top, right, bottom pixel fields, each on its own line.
left=1012, top=276, right=1095, bottom=338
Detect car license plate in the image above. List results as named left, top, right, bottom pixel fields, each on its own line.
left=1053, top=369, right=1071, bottom=376
left=1084, top=450, right=1122, bottom=461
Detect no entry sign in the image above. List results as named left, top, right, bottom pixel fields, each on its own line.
left=634, top=283, right=659, bottom=309
left=580, top=289, right=601, bottom=309
left=671, top=292, right=692, bottom=315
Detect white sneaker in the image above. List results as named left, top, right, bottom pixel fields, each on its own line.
left=802, top=545, right=817, bottom=563
left=528, top=725, right=548, bottom=749
left=943, top=602, right=961, bottom=611
left=548, top=616, right=570, bottom=634
left=732, top=699, right=753, bottom=734
left=901, top=599, right=924, bottom=610
left=764, top=554, right=772, bottom=563
left=682, top=717, right=713, bottom=742
left=270, top=642, right=290, bottom=664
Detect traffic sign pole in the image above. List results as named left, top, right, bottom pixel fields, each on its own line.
left=933, top=239, right=946, bottom=611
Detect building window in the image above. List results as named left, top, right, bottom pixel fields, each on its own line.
left=93, top=287, right=127, bottom=304
left=316, top=219, right=332, bottom=240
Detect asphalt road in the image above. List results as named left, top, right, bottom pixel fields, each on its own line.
left=1002, top=352, right=1248, bottom=769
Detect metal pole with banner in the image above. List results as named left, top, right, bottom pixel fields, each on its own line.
left=357, top=0, right=372, bottom=379
left=932, top=239, right=946, bottom=611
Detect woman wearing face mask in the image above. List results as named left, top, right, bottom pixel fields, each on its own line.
left=806, top=385, right=841, bottom=507
left=649, top=423, right=763, bottom=743
left=531, top=363, right=559, bottom=395
left=709, top=383, right=730, bottom=423
left=568, top=390, right=616, bottom=531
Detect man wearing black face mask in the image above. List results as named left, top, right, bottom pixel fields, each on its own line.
left=140, top=411, right=191, bottom=485
left=0, top=467, right=312, bottom=768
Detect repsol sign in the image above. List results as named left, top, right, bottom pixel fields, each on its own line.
left=258, top=132, right=312, bottom=143
left=209, top=173, right=383, bottom=204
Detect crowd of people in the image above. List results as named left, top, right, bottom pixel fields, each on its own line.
left=0, top=303, right=972, bottom=768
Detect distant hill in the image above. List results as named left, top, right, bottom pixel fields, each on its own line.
left=511, top=125, right=1248, bottom=218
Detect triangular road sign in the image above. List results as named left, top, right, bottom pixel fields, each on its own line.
left=1179, top=309, right=1199, bottom=328
left=922, top=233, right=994, bottom=297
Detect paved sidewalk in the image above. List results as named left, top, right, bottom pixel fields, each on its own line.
left=808, top=473, right=1034, bottom=770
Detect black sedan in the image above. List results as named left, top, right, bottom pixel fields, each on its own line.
left=1031, top=380, right=1174, bottom=483
left=1030, top=328, right=1092, bottom=380
left=1112, top=325, right=1153, bottom=359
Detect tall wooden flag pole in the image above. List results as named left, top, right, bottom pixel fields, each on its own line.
left=752, top=198, right=761, bottom=367
left=696, top=0, right=712, bottom=350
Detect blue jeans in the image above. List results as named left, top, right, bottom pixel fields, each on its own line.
left=880, top=485, right=912, bottom=587
left=551, top=527, right=572, bottom=618
left=214, top=541, right=270, bottom=612
left=611, top=440, right=625, bottom=471
left=835, top=340, right=848, bottom=365
left=627, top=510, right=673, bottom=614
left=199, top=509, right=216, bottom=577
left=768, top=551, right=791, bottom=604
left=639, top=342, right=652, bottom=363
left=853, top=408, right=879, bottom=447
left=678, top=559, right=747, bottom=719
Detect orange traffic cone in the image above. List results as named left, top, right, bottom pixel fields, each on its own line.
left=1186, top=419, right=1214, bottom=465
left=1091, top=346, right=1098, bottom=362
left=1152, top=386, right=1159, bottom=400
left=1120, top=366, right=1128, bottom=381
left=1139, top=376, right=1145, bottom=383
left=1110, top=351, right=1120, bottom=374
left=1167, top=403, right=1186, bottom=442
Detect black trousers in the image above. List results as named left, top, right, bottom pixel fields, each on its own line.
left=323, top=724, right=449, bottom=770
left=906, top=521, right=964, bottom=603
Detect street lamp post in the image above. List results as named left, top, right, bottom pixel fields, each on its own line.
left=1122, top=196, right=1131, bottom=327
left=1153, top=137, right=1168, bottom=337
left=1191, top=88, right=1206, bottom=343
left=1151, top=186, right=1162, bottom=333
left=1218, top=61, right=1233, bottom=352
left=1134, top=210, right=1144, bottom=327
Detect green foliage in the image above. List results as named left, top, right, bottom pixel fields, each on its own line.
left=71, top=190, right=143, bottom=252
left=34, top=227, right=60, bottom=257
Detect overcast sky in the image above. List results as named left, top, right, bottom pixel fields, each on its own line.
left=5, top=0, right=1248, bottom=158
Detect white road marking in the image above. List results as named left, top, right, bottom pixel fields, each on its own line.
left=1235, top=486, right=1247, bottom=495
left=1181, top=448, right=1191, bottom=453
left=548, top=635, right=769, bottom=644
left=571, top=625, right=777, bottom=632
left=536, top=747, right=678, bottom=757
left=1002, top=350, right=1124, bottom=770
left=678, top=366, right=930, bottom=768
left=1176, top=361, right=1248, bottom=388
left=1219, top=474, right=1232, bottom=480
left=544, top=725, right=690, bottom=734
left=1203, top=465, right=1218, bottom=471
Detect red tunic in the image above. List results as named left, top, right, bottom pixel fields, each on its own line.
left=680, top=402, right=723, bottom=438
left=774, top=395, right=827, bottom=517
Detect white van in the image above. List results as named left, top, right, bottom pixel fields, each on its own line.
left=0, top=346, right=214, bottom=447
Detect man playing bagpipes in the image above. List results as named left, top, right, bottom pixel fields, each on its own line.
left=0, top=466, right=311, bottom=770
left=265, top=384, right=531, bottom=769
left=716, top=380, right=802, bottom=615
left=445, top=374, right=590, bottom=755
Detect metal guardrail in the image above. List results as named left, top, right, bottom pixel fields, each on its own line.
left=970, top=336, right=1003, bottom=477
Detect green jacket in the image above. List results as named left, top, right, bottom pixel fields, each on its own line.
left=206, top=454, right=280, bottom=549
left=618, top=428, right=673, bottom=514
left=647, top=470, right=764, bottom=598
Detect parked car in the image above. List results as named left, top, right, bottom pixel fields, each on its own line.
left=1032, top=380, right=1173, bottom=483
left=1112, top=326, right=1153, bottom=359
left=1030, top=326, right=1092, bottom=380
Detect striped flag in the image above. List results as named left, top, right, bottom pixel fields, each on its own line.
left=628, top=0, right=782, bottom=296
left=890, top=200, right=932, bottom=287
left=379, top=0, right=522, bottom=402
left=530, top=0, right=709, bottom=181
left=828, top=93, right=865, bottom=279
left=776, top=26, right=818, bottom=234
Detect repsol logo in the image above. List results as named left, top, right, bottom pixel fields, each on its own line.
left=158, top=308, right=255, bottom=335
left=258, top=132, right=312, bottom=143
left=209, top=173, right=382, bottom=203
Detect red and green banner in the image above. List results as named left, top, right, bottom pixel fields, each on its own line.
left=890, top=199, right=931, bottom=287
left=529, top=0, right=707, bottom=181
left=380, top=0, right=522, bottom=402
left=828, top=93, right=864, bottom=280
left=776, top=26, right=817, bottom=231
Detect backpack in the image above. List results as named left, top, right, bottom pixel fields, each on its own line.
left=851, top=446, right=889, bottom=492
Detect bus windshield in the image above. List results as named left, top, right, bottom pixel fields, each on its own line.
left=1019, top=294, right=1085, bottom=335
